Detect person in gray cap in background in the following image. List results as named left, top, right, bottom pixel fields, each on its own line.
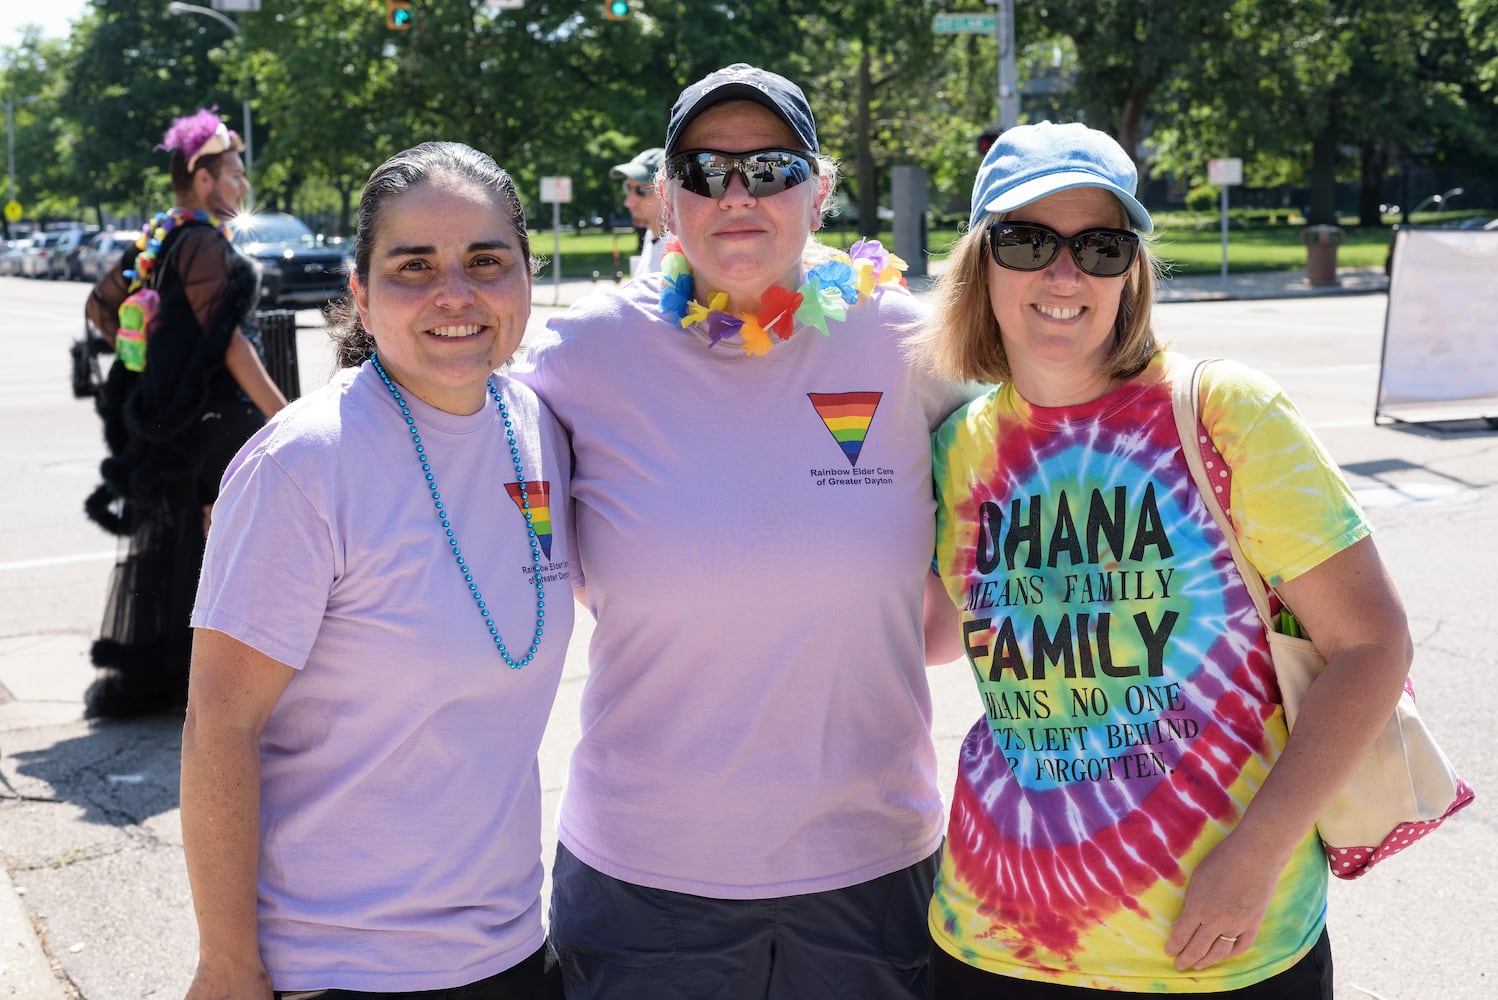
left=609, top=145, right=666, bottom=276
left=910, top=121, right=1421, bottom=998
left=515, top=63, right=973, bottom=999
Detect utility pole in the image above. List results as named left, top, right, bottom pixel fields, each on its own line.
left=996, top=0, right=1018, bottom=130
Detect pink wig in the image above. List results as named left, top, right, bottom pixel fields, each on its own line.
left=158, top=107, right=226, bottom=159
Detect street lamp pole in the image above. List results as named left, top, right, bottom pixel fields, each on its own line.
left=165, top=1, right=252, bottom=173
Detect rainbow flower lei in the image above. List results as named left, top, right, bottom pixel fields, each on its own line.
left=123, top=207, right=233, bottom=292
left=658, top=238, right=909, bottom=356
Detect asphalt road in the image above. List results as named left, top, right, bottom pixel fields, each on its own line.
left=1, top=274, right=1493, bottom=999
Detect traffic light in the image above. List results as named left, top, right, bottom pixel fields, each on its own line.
left=387, top=0, right=413, bottom=30
left=977, top=130, right=1001, bottom=155
left=604, top=0, right=630, bottom=20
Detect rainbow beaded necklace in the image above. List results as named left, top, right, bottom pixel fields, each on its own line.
left=657, top=238, right=908, bottom=356
left=370, top=353, right=547, bottom=669
left=123, top=207, right=233, bottom=292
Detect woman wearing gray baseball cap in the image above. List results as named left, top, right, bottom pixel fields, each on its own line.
left=911, top=122, right=1415, bottom=997
left=516, top=63, right=971, bottom=998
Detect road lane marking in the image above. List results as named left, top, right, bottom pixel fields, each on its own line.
left=0, top=551, right=117, bottom=573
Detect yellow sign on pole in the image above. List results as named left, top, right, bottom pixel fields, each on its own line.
left=3, top=201, right=21, bottom=223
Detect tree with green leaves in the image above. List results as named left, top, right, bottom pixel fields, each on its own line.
left=2, top=28, right=73, bottom=234
left=63, top=0, right=243, bottom=225
left=7, top=0, right=1498, bottom=245
left=1016, top=1, right=1233, bottom=166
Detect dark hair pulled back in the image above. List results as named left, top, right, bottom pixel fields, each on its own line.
left=326, top=142, right=532, bottom=369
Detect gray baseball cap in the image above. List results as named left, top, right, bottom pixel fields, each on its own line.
left=610, top=147, right=665, bottom=183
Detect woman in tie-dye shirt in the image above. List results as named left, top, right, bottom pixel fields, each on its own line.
left=907, top=122, right=1413, bottom=998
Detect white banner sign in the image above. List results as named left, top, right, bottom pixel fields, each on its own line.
left=540, top=176, right=573, bottom=204
left=1207, top=157, right=1242, bottom=186
left=1378, top=228, right=1498, bottom=422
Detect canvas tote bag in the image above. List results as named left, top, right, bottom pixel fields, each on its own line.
left=1171, top=357, right=1473, bottom=879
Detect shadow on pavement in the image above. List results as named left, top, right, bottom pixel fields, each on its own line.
left=4, top=716, right=183, bottom=828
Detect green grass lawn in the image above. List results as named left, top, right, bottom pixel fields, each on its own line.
left=534, top=211, right=1486, bottom=279
left=1146, top=225, right=1390, bottom=274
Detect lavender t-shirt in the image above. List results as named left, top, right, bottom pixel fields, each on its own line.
left=517, top=275, right=969, bottom=897
left=193, top=363, right=574, bottom=992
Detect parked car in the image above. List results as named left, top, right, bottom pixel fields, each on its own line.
left=76, top=229, right=140, bottom=283
left=48, top=228, right=91, bottom=280
left=0, top=238, right=33, bottom=276
left=231, top=212, right=350, bottom=309
left=19, top=232, right=63, bottom=278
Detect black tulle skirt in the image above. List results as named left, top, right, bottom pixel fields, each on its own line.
left=86, top=487, right=206, bottom=717
left=85, top=380, right=264, bottom=719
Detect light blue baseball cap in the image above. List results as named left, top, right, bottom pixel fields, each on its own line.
left=968, top=121, right=1153, bottom=234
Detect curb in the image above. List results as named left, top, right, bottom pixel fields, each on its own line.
left=0, top=634, right=86, bottom=999
left=0, top=867, right=67, bottom=999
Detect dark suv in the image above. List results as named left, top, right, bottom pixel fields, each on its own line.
left=232, top=212, right=350, bottom=309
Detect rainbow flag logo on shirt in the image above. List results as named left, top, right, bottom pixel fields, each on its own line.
left=808, top=391, right=882, bottom=467
left=504, top=481, right=553, bottom=561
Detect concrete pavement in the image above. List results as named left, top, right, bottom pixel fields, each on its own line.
left=11, top=259, right=1497, bottom=1000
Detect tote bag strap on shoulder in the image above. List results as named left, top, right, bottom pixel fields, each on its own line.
left=1169, top=358, right=1276, bottom=628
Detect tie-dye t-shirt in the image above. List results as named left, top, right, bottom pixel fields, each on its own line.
left=929, top=352, right=1370, bottom=991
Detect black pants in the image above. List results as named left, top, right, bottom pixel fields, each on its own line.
left=550, top=842, right=937, bottom=999
left=930, top=928, right=1332, bottom=999
left=272, top=942, right=563, bottom=1000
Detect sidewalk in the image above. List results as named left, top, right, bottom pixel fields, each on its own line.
left=1149, top=264, right=1388, bottom=302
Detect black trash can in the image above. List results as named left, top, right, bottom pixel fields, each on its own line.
left=254, top=309, right=301, bottom=402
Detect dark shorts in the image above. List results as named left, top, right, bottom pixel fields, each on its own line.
left=929, top=926, right=1332, bottom=999
left=270, top=941, right=563, bottom=1000
left=550, top=841, right=940, bottom=999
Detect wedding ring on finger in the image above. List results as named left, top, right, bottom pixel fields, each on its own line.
left=1217, top=934, right=1239, bottom=944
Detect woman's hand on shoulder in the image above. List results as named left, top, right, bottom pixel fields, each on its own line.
left=1163, top=825, right=1282, bottom=971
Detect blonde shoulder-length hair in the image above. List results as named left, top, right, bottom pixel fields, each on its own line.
left=908, top=202, right=1164, bottom=384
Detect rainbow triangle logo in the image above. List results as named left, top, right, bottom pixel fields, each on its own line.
left=808, top=391, right=882, bottom=467
left=504, top=481, right=553, bottom=561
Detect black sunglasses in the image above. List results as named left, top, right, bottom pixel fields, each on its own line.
left=986, top=222, right=1140, bottom=278
left=666, top=148, right=817, bottom=199
left=622, top=180, right=653, bottom=198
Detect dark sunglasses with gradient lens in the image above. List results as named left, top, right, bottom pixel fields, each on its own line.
left=622, top=180, right=653, bottom=198
left=986, top=222, right=1141, bottom=278
left=666, top=149, right=818, bottom=199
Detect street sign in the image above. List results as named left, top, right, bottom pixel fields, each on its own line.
left=3, top=200, right=21, bottom=224
left=1208, top=157, right=1243, bottom=186
left=933, top=12, right=997, bottom=34
left=540, top=177, right=573, bottom=204
left=1208, top=158, right=1245, bottom=289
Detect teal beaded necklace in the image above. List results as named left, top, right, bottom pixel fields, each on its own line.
left=371, top=352, right=545, bottom=669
